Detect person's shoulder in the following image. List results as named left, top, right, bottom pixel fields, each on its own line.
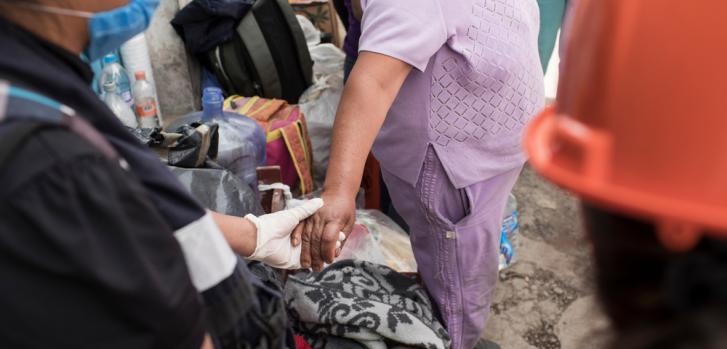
left=0, top=125, right=111, bottom=198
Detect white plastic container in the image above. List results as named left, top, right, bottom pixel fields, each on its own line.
left=121, top=33, right=163, bottom=123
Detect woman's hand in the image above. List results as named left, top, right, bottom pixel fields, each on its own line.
left=298, top=191, right=356, bottom=271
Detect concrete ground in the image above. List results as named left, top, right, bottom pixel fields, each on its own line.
left=484, top=166, right=611, bottom=349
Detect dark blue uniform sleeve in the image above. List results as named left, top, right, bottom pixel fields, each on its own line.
left=96, top=121, right=294, bottom=349
left=106, top=132, right=209, bottom=230
left=0, top=129, right=206, bottom=349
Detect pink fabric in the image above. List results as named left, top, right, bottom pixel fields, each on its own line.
left=359, top=0, right=544, bottom=188
left=269, top=108, right=300, bottom=131
left=266, top=109, right=301, bottom=188
left=265, top=139, right=297, bottom=189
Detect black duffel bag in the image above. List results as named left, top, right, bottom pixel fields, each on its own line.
left=208, top=0, right=313, bottom=103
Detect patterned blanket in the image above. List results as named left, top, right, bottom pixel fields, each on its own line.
left=285, top=260, right=451, bottom=349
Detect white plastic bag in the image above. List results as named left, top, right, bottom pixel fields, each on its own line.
left=309, top=44, right=346, bottom=78
left=337, top=225, right=388, bottom=267
left=299, top=44, right=346, bottom=187
left=296, top=15, right=321, bottom=47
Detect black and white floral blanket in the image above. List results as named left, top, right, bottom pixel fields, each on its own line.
left=284, top=260, right=451, bottom=349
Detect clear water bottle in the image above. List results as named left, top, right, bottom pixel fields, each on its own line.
left=103, top=81, right=138, bottom=129
left=132, top=71, right=159, bottom=129
left=169, top=88, right=266, bottom=192
left=98, top=54, right=133, bottom=107
left=499, top=193, right=520, bottom=270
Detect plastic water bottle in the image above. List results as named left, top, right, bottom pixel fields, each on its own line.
left=132, top=71, right=159, bottom=128
left=169, top=88, right=267, bottom=191
left=103, top=81, right=138, bottom=128
left=499, top=193, right=520, bottom=270
left=98, top=54, right=133, bottom=107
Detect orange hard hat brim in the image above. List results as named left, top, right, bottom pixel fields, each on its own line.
left=525, top=106, right=727, bottom=251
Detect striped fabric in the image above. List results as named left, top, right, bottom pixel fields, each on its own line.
left=224, top=96, right=315, bottom=195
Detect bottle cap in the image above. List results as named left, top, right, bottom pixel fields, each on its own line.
left=202, top=87, right=224, bottom=105
left=135, top=71, right=146, bottom=81
left=103, top=54, right=118, bottom=65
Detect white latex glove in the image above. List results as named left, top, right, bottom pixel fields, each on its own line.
left=245, top=198, right=324, bottom=269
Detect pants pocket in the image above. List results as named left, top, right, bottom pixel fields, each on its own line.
left=418, top=148, right=473, bottom=227
left=435, top=186, right=472, bottom=227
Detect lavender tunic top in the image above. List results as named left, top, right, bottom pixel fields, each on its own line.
left=360, top=0, right=544, bottom=188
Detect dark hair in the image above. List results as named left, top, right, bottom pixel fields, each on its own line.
left=583, top=204, right=727, bottom=349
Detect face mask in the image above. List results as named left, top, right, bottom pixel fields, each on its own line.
left=6, top=0, right=160, bottom=61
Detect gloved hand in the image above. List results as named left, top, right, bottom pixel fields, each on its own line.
left=245, top=198, right=324, bottom=269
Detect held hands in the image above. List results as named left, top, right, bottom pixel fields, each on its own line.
left=243, top=192, right=355, bottom=271
left=245, top=198, right=324, bottom=269
left=295, top=192, right=356, bottom=271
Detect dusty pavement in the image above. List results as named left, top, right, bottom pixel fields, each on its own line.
left=484, top=166, right=611, bottom=349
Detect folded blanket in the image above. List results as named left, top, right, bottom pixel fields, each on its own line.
left=285, top=260, right=450, bottom=349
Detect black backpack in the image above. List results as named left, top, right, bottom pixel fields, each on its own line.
left=208, top=0, right=314, bottom=104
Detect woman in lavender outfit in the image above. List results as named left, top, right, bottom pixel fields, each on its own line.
left=298, top=1, right=544, bottom=348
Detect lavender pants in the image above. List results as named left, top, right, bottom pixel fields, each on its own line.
left=381, top=148, right=522, bottom=349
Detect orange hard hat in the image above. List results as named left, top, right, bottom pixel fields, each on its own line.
left=525, top=0, right=727, bottom=251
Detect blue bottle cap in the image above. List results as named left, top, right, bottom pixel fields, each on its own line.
left=202, top=87, right=224, bottom=105
left=103, top=54, right=118, bottom=65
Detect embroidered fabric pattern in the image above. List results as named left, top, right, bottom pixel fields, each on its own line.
left=285, top=260, right=451, bottom=349
left=430, top=0, right=542, bottom=147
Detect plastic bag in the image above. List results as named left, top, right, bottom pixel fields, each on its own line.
left=308, top=44, right=346, bottom=78
left=296, top=14, right=321, bottom=47
left=337, top=210, right=417, bottom=273
left=168, top=112, right=266, bottom=193
left=337, top=225, right=387, bottom=267
left=300, top=88, right=340, bottom=187
left=170, top=165, right=264, bottom=217
left=129, top=126, right=164, bottom=146
left=168, top=123, right=220, bottom=168
left=299, top=44, right=346, bottom=187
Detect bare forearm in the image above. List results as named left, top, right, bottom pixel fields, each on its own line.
left=210, top=211, right=257, bottom=257
left=323, top=52, right=412, bottom=198
left=323, top=76, right=386, bottom=197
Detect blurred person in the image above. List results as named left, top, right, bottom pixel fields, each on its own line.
left=526, top=0, right=727, bottom=348
left=0, top=0, right=321, bottom=348
left=297, top=0, right=544, bottom=348
left=537, top=0, right=568, bottom=72
left=340, top=0, right=361, bottom=82
left=332, top=0, right=348, bottom=29
left=558, top=0, right=579, bottom=59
